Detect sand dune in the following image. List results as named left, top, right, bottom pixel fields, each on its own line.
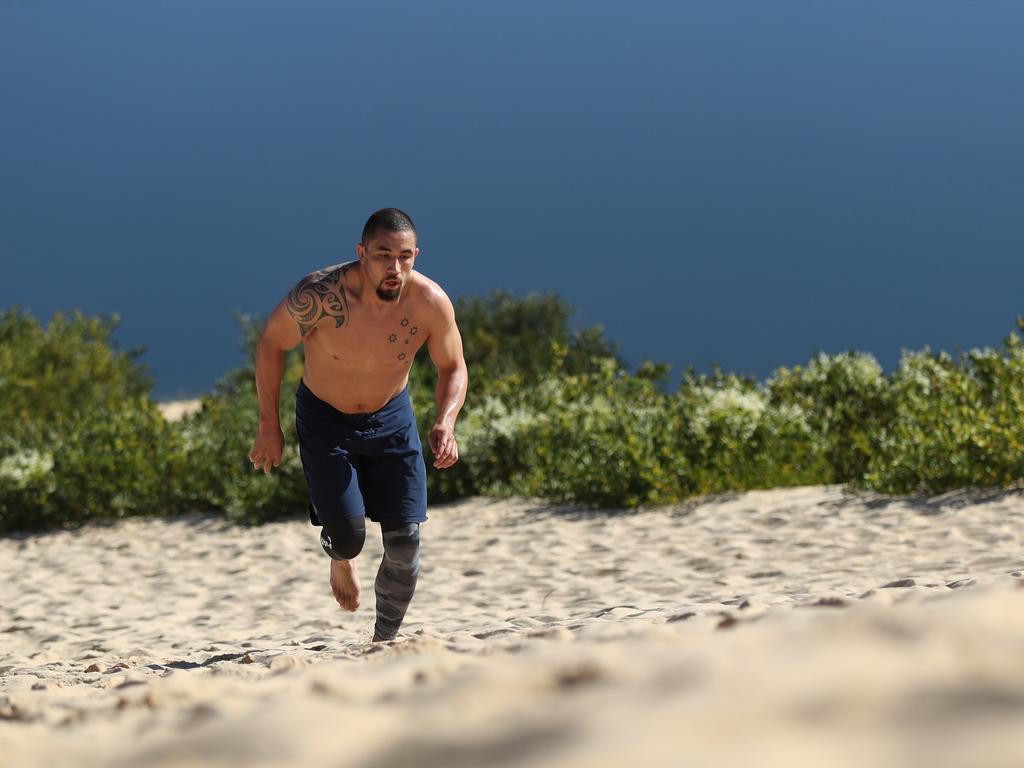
left=2, top=486, right=1023, bottom=767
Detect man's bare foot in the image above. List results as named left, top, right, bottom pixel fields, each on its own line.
left=329, top=559, right=361, bottom=612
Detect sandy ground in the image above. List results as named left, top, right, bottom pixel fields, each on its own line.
left=2, top=485, right=1023, bottom=768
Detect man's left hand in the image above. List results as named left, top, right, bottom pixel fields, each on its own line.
left=428, top=422, right=459, bottom=469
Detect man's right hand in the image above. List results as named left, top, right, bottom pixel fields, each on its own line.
left=249, top=426, right=285, bottom=474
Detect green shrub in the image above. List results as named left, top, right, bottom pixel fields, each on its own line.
left=454, top=290, right=620, bottom=387
left=176, top=324, right=308, bottom=524
left=0, top=308, right=152, bottom=438
left=675, top=370, right=829, bottom=494
left=410, top=291, right=626, bottom=503
left=767, top=351, right=891, bottom=483
left=865, top=331, right=1024, bottom=493
left=0, top=309, right=186, bottom=534
left=456, top=358, right=684, bottom=506
left=0, top=444, right=58, bottom=533
left=6, top=299, right=1024, bottom=534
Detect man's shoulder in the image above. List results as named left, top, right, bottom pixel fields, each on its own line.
left=297, top=261, right=356, bottom=288
left=411, top=271, right=453, bottom=312
left=284, top=262, right=354, bottom=336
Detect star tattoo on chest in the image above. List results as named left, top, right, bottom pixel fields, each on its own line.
left=392, top=318, right=419, bottom=360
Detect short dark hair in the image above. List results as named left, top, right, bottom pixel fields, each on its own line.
left=361, top=208, right=417, bottom=245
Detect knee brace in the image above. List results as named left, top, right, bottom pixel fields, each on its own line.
left=381, top=523, right=420, bottom=568
left=318, top=513, right=366, bottom=560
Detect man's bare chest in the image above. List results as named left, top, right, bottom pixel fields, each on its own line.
left=306, top=307, right=426, bottom=368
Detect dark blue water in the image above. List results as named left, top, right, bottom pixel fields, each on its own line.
left=3, top=1, right=1022, bottom=398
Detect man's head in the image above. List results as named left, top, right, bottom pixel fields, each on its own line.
left=356, top=208, right=418, bottom=302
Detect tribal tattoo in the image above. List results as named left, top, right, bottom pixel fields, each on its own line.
left=286, top=266, right=349, bottom=336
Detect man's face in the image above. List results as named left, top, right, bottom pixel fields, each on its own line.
left=357, top=230, right=418, bottom=302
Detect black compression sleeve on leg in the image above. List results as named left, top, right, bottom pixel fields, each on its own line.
left=319, top=515, right=366, bottom=560
left=374, top=523, right=421, bottom=640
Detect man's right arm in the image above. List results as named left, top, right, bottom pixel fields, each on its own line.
left=249, top=299, right=305, bottom=474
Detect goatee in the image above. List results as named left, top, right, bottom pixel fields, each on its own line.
left=376, top=284, right=400, bottom=302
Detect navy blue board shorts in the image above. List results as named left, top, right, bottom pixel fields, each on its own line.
left=295, top=378, right=428, bottom=528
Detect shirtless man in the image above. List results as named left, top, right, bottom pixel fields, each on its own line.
left=248, top=208, right=467, bottom=642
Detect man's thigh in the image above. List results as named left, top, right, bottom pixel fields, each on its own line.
left=297, top=435, right=366, bottom=526
left=359, top=449, right=427, bottom=526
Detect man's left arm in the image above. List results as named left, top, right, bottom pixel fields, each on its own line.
left=425, top=293, right=468, bottom=469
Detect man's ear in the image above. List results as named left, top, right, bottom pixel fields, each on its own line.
left=356, top=242, right=366, bottom=262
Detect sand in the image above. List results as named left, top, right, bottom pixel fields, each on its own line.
left=2, top=485, right=1023, bottom=768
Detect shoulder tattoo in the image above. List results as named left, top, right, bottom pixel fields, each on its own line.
left=286, top=265, right=349, bottom=336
